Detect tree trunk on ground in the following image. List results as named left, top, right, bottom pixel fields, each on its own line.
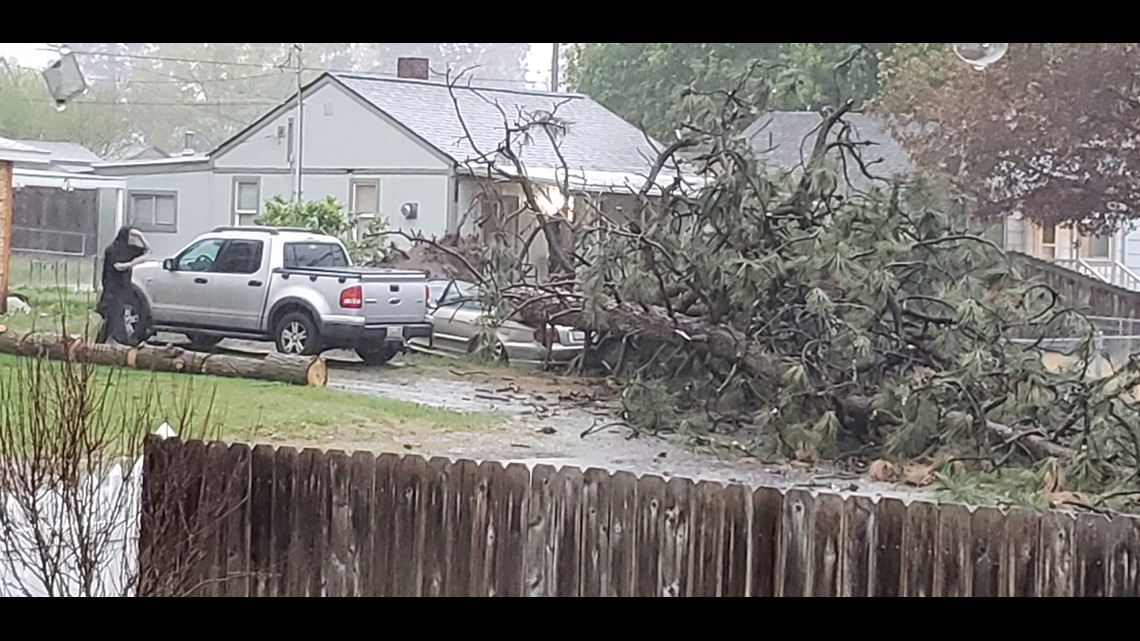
left=512, top=291, right=780, bottom=378
left=0, top=328, right=328, bottom=387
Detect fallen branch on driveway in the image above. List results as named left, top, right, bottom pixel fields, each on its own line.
left=0, top=327, right=328, bottom=387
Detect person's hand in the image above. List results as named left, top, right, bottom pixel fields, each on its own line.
left=114, top=262, right=130, bottom=271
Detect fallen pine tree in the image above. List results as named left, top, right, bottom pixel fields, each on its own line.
left=394, top=70, right=1140, bottom=511
left=0, top=327, right=328, bottom=387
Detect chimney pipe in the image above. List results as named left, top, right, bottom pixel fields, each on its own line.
left=182, top=131, right=195, bottom=156
left=396, top=57, right=430, bottom=81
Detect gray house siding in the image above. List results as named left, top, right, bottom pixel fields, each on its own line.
left=95, top=79, right=458, bottom=258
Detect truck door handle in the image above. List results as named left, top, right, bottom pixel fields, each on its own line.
left=194, top=277, right=208, bottom=284
left=248, top=280, right=262, bottom=287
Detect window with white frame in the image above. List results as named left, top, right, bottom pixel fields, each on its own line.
left=1081, top=233, right=1112, bottom=259
left=1039, top=223, right=1057, bottom=260
left=351, top=180, right=380, bottom=240
left=127, top=191, right=177, bottom=233
left=234, top=178, right=261, bottom=226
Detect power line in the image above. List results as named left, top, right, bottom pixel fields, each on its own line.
left=0, top=96, right=279, bottom=107
left=16, top=44, right=538, bottom=86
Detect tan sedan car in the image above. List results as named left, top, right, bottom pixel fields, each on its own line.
left=408, top=279, right=586, bottom=366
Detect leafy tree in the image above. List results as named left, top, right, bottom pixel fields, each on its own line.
left=0, top=59, right=131, bottom=155
left=875, top=43, right=1140, bottom=235
left=566, top=43, right=893, bottom=140
left=255, top=196, right=393, bottom=265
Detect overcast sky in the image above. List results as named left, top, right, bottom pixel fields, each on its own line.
left=0, top=42, right=556, bottom=87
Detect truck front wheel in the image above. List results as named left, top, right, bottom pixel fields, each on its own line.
left=356, top=342, right=400, bottom=367
left=274, top=312, right=323, bottom=356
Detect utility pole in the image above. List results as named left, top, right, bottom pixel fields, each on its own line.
left=293, top=43, right=305, bottom=202
left=550, top=43, right=560, bottom=92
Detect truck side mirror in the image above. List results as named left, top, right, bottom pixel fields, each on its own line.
left=163, top=258, right=175, bottom=271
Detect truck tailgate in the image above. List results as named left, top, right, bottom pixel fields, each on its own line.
left=357, top=268, right=428, bottom=325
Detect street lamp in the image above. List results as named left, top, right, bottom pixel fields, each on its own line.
left=953, top=43, right=1010, bottom=71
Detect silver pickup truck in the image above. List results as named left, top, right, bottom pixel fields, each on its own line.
left=123, top=226, right=432, bottom=365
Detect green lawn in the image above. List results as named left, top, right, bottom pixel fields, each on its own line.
left=0, top=353, right=495, bottom=449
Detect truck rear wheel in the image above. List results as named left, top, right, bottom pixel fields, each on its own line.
left=274, top=312, right=323, bottom=356
left=356, top=342, right=400, bottom=367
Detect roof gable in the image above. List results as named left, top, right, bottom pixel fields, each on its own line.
left=332, top=73, right=669, bottom=176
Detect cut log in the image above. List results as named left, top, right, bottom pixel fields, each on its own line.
left=0, top=329, right=327, bottom=387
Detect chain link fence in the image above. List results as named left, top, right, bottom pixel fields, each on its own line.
left=8, top=252, right=99, bottom=292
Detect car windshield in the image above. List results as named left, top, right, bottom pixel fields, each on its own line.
left=430, top=280, right=480, bottom=307
left=283, top=242, right=349, bottom=269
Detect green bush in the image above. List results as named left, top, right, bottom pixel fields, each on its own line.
left=254, top=196, right=394, bottom=266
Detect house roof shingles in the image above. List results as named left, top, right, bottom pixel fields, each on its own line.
left=0, top=136, right=46, bottom=155
left=741, top=112, right=914, bottom=188
left=332, top=73, right=667, bottom=176
left=4, top=139, right=102, bottom=164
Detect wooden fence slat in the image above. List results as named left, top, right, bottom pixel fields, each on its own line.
left=249, top=445, right=275, bottom=597
left=934, top=503, right=971, bottom=597
left=634, top=475, right=666, bottom=597
left=781, top=489, right=814, bottom=597
left=811, top=493, right=844, bottom=597
left=749, top=487, right=783, bottom=597
left=661, top=477, right=694, bottom=597
left=1109, top=515, right=1140, bottom=597
left=137, top=437, right=166, bottom=597
left=872, top=498, right=905, bottom=597
left=468, top=461, right=498, bottom=596
left=273, top=447, right=298, bottom=597
left=553, top=466, right=584, bottom=597
left=325, top=451, right=352, bottom=597
left=720, top=485, right=749, bottom=598
left=1039, top=511, right=1076, bottom=597
left=969, top=507, right=1004, bottom=597
left=496, top=463, right=529, bottom=597
left=446, top=459, right=477, bottom=597
left=1003, top=509, right=1039, bottom=597
left=580, top=468, right=612, bottom=597
left=298, top=448, right=328, bottom=597
left=392, top=455, right=427, bottom=597
left=421, top=457, right=451, bottom=597
left=349, top=452, right=376, bottom=598
left=692, top=481, right=725, bottom=597
left=221, top=443, right=251, bottom=597
left=524, top=464, right=557, bottom=597
left=607, top=471, right=638, bottom=597
left=201, top=442, right=229, bottom=597
left=1073, top=513, right=1111, bottom=597
left=840, top=495, right=874, bottom=597
left=369, top=453, right=399, bottom=597
left=903, top=501, right=937, bottom=597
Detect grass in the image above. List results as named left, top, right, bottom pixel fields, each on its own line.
left=0, top=353, right=497, bottom=449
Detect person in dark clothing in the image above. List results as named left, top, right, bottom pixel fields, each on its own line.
left=96, top=226, right=150, bottom=344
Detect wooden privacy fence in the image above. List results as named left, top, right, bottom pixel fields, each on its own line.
left=140, top=437, right=1140, bottom=597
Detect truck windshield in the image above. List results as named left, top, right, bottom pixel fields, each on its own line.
left=283, top=242, right=349, bottom=269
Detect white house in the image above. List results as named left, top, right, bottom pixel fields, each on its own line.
left=93, top=62, right=677, bottom=276
left=742, top=111, right=1140, bottom=292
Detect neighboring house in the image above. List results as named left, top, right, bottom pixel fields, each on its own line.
left=106, top=143, right=171, bottom=163
left=0, top=137, right=123, bottom=257
left=93, top=60, right=677, bottom=277
left=742, top=111, right=1140, bottom=292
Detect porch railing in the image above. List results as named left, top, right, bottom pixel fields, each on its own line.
left=1054, top=257, right=1140, bottom=292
